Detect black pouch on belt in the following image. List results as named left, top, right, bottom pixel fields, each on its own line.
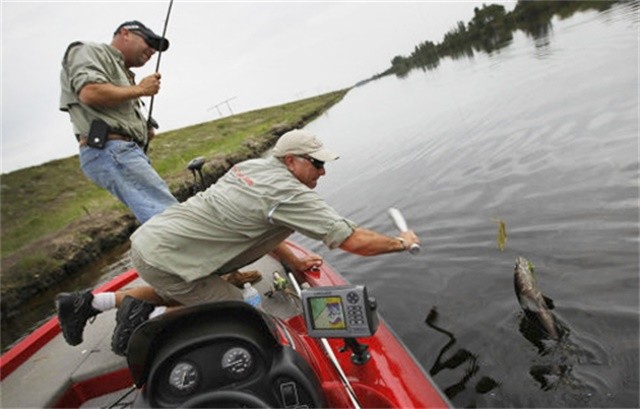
left=87, top=119, right=110, bottom=149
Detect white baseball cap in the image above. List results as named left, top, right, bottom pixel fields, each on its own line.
left=272, top=130, right=339, bottom=162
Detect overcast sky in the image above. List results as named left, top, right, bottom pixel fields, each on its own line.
left=1, top=1, right=515, bottom=174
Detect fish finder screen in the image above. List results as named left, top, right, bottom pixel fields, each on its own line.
left=302, top=285, right=379, bottom=338
left=308, top=296, right=347, bottom=330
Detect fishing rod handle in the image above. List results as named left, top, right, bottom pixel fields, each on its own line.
left=388, top=208, right=421, bottom=254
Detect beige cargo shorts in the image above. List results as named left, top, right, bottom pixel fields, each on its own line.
left=130, top=247, right=242, bottom=305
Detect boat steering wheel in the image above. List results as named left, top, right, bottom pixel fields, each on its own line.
left=180, top=390, right=272, bottom=408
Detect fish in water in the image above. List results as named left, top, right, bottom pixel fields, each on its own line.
left=513, top=256, right=561, bottom=340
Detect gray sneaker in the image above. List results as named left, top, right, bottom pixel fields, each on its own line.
left=55, top=290, right=100, bottom=346
left=111, top=296, right=154, bottom=356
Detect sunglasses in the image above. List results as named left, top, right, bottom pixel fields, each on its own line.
left=298, top=155, right=325, bottom=169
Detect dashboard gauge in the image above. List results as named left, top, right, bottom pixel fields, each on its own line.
left=221, top=347, right=254, bottom=379
left=168, top=361, right=200, bottom=394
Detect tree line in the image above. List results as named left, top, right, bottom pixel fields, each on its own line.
left=372, top=0, right=623, bottom=80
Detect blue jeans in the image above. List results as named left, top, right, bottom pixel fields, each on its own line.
left=79, top=140, right=178, bottom=223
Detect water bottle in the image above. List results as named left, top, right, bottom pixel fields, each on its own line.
left=242, top=282, right=262, bottom=309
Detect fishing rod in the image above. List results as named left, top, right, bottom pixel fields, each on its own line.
left=145, top=0, right=175, bottom=153
left=388, top=207, right=421, bottom=254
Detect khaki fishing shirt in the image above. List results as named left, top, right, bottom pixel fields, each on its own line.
left=131, top=157, right=357, bottom=282
left=59, top=42, right=148, bottom=145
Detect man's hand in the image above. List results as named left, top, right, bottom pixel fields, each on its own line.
left=271, top=242, right=323, bottom=284
left=137, top=73, right=161, bottom=97
left=287, top=254, right=323, bottom=286
left=147, top=127, right=155, bottom=143
left=291, top=255, right=323, bottom=273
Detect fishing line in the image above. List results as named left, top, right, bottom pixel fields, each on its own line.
left=105, top=385, right=137, bottom=409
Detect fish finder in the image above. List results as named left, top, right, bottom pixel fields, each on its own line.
left=301, top=285, right=379, bottom=338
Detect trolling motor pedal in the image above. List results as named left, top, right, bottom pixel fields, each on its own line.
left=187, top=156, right=206, bottom=193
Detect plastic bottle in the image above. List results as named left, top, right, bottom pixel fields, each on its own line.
left=242, top=282, right=262, bottom=309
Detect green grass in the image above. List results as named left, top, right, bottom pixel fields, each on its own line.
left=0, top=89, right=349, bottom=259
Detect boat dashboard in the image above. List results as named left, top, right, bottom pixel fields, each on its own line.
left=128, top=301, right=325, bottom=408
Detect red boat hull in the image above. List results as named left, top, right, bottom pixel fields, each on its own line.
left=1, top=242, right=450, bottom=408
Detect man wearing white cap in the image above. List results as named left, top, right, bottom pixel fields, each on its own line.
left=56, top=129, right=421, bottom=356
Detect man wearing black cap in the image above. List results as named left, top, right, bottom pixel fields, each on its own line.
left=60, top=20, right=177, bottom=224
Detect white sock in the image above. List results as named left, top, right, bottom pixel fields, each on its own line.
left=91, top=292, right=116, bottom=312
left=149, top=306, right=167, bottom=319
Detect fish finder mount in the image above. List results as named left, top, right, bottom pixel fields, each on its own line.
left=340, top=338, right=371, bottom=365
left=301, top=285, right=379, bottom=365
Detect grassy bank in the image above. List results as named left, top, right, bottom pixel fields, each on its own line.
left=0, top=89, right=349, bottom=312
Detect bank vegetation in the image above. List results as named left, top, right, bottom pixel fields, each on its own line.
left=373, top=0, right=624, bottom=79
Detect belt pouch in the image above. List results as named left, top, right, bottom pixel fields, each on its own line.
left=87, top=119, right=110, bottom=149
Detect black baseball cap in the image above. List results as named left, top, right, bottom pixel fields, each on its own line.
left=114, top=20, right=169, bottom=51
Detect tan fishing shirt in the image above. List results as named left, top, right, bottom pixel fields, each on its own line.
left=59, top=41, right=148, bottom=145
left=131, top=157, right=357, bottom=282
